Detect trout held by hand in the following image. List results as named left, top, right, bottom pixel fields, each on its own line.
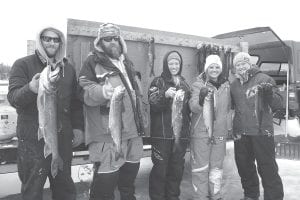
left=37, top=64, right=63, bottom=178
left=109, top=85, right=126, bottom=161
left=171, top=89, right=185, bottom=152
left=203, top=90, right=216, bottom=144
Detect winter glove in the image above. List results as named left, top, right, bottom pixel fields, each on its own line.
left=29, top=73, right=40, bottom=94
left=258, top=82, right=273, bottom=102
left=165, top=87, right=177, bottom=98
left=199, top=87, right=209, bottom=106
left=149, top=86, right=160, bottom=104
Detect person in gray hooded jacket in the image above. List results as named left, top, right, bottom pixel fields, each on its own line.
left=78, top=23, right=145, bottom=200
left=7, top=27, right=84, bottom=200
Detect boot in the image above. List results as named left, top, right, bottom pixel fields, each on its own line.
left=90, top=171, right=119, bottom=200
left=118, top=162, right=140, bottom=200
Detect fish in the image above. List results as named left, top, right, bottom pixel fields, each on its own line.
left=148, top=37, right=156, bottom=77
left=203, top=90, right=216, bottom=144
left=254, top=85, right=264, bottom=131
left=109, top=85, right=126, bottom=161
left=197, top=44, right=205, bottom=74
left=37, top=64, right=63, bottom=178
left=171, top=89, right=185, bottom=152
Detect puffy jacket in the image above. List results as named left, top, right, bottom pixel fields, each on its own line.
left=230, top=67, right=283, bottom=136
left=148, top=51, right=191, bottom=140
left=189, top=73, right=231, bottom=138
left=7, top=53, right=83, bottom=146
left=78, top=51, right=144, bottom=145
left=8, top=27, right=83, bottom=149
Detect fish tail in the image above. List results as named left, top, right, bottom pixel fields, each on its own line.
left=115, top=150, right=124, bottom=161
left=172, top=138, right=182, bottom=153
left=51, top=155, right=64, bottom=178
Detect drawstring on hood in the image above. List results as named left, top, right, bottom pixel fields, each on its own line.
left=161, top=51, right=183, bottom=84
left=36, top=27, right=66, bottom=75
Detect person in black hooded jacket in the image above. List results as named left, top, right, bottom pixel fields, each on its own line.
left=148, top=51, right=191, bottom=200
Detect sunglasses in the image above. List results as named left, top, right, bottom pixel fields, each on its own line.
left=102, top=36, right=120, bottom=42
left=41, top=36, right=61, bottom=43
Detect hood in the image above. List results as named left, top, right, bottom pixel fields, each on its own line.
left=94, top=35, right=128, bottom=55
left=161, top=51, right=183, bottom=82
left=36, top=27, right=66, bottom=65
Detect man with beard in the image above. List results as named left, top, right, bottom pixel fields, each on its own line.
left=7, top=27, right=84, bottom=200
left=78, top=23, right=145, bottom=200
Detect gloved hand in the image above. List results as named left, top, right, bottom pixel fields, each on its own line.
left=258, top=82, right=273, bottom=104
left=165, top=87, right=176, bottom=98
left=259, top=82, right=273, bottom=96
left=102, top=78, right=114, bottom=100
left=29, top=73, right=40, bottom=94
left=199, top=87, right=209, bottom=106
left=72, top=129, right=84, bottom=147
left=149, top=86, right=160, bottom=103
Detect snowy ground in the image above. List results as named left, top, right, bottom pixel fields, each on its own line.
left=1, top=141, right=300, bottom=200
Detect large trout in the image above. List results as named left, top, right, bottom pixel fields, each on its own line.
left=37, top=64, right=63, bottom=178
left=203, top=90, right=216, bottom=144
left=172, top=89, right=185, bottom=152
left=109, top=85, right=126, bottom=161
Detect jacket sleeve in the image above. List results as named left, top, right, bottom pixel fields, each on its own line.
left=189, top=80, right=202, bottom=114
left=268, top=77, right=283, bottom=111
left=78, top=57, right=108, bottom=107
left=7, top=59, right=37, bottom=109
left=148, top=77, right=170, bottom=112
left=70, top=68, right=84, bottom=131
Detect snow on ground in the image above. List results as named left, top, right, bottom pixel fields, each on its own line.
left=1, top=141, right=300, bottom=200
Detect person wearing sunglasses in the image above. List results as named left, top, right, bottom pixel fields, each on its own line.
left=78, top=23, right=145, bottom=200
left=7, top=27, right=84, bottom=200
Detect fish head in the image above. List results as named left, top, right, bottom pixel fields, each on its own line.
left=205, top=90, right=214, bottom=101
left=48, top=64, right=61, bottom=84
left=174, top=89, right=185, bottom=102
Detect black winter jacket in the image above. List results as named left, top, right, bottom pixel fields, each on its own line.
left=230, top=67, right=283, bottom=136
left=7, top=53, right=84, bottom=146
left=148, top=51, right=191, bottom=140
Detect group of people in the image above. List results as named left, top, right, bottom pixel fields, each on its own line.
left=7, top=23, right=284, bottom=200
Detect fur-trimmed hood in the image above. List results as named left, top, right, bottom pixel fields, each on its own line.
left=36, top=27, right=66, bottom=65
left=93, top=34, right=128, bottom=55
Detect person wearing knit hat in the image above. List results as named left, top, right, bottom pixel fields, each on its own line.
left=78, top=22, right=144, bottom=200
left=148, top=50, right=191, bottom=200
left=230, top=51, right=284, bottom=200
left=189, top=54, right=230, bottom=200
left=204, top=54, right=223, bottom=72
left=233, top=52, right=252, bottom=84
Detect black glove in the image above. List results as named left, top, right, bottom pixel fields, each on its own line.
left=259, top=82, right=273, bottom=97
left=199, top=87, right=209, bottom=106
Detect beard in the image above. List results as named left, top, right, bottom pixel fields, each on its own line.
left=101, top=42, right=122, bottom=59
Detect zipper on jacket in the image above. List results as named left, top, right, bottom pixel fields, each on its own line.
left=162, top=112, right=166, bottom=138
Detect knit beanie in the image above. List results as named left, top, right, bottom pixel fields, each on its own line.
left=233, top=52, right=251, bottom=66
left=167, top=52, right=181, bottom=64
left=204, top=55, right=222, bottom=71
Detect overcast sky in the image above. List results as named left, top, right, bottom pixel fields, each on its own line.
left=0, top=0, right=298, bottom=65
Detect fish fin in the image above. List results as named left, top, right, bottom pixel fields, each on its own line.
left=37, top=127, right=44, bottom=141
left=44, top=143, right=51, bottom=158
